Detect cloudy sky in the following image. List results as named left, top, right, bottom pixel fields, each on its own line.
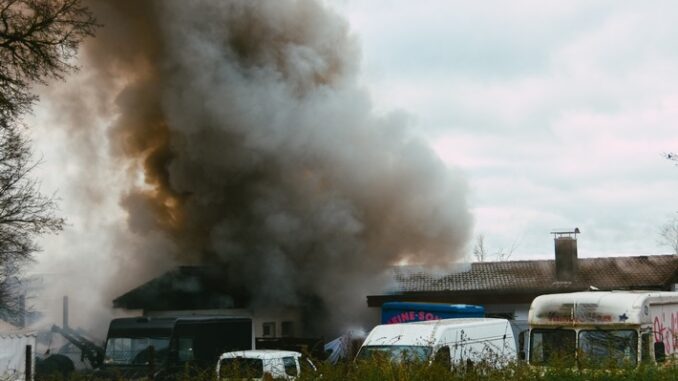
left=29, top=0, right=678, bottom=271
left=19, top=0, right=678, bottom=329
left=333, top=0, right=678, bottom=259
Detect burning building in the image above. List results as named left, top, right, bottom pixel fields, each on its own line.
left=112, top=266, right=310, bottom=339
left=44, top=0, right=472, bottom=337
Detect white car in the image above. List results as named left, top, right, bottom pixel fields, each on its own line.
left=216, top=350, right=316, bottom=380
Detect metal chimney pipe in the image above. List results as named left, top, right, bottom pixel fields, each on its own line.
left=63, top=296, right=69, bottom=329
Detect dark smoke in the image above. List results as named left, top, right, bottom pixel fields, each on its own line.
left=51, top=0, right=472, bottom=333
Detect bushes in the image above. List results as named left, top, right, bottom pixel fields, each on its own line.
left=36, top=359, right=678, bottom=380
left=298, top=360, right=677, bottom=381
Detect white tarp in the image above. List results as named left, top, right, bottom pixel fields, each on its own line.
left=0, top=322, right=36, bottom=381
left=324, top=329, right=366, bottom=364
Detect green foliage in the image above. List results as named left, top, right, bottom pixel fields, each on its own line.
left=35, top=359, right=678, bottom=381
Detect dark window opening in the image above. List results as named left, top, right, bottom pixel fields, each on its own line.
left=262, top=322, right=276, bottom=337
left=281, top=321, right=294, bottom=337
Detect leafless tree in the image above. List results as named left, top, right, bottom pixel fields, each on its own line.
left=472, top=234, right=519, bottom=262
left=0, top=0, right=96, bottom=322
left=0, top=0, right=97, bottom=128
left=472, top=234, right=488, bottom=262
left=660, top=153, right=678, bottom=254
left=494, top=240, right=518, bottom=262
left=0, top=127, right=65, bottom=321
left=659, top=215, right=678, bottom=254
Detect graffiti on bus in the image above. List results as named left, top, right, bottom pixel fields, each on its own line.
left=654, top=311, right=678, bottom=354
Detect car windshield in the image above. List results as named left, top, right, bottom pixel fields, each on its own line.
left=529, top=329, right=576, bottom=366
left=578, top=330, right=638, bottom=368
left=104, top=337, right=170, bottom=366
left=356, top=345, right=432, bottom=363
left=219, top=358, right=264, bottom=379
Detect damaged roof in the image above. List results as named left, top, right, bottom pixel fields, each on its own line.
left=368, top=255, right=678, bottom=307
left=113, top=266, right=250, bottom=312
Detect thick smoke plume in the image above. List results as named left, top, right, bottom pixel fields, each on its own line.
left=48, top=0, right=471, bottom=333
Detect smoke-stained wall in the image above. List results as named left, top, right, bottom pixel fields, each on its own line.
left=36, top=0, right=472, bottom=334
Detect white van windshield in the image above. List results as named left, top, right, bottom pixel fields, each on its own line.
left=356, top=345, right=432, bottom=362
left=529, top=329, right=576, bottom=366
left=578, top=330, right=638, bottom=367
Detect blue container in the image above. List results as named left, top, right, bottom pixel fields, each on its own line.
left=381, top=302, right=484, bottom=324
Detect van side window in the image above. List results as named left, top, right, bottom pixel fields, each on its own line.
left=282, top=357, right=298, bottom=376
left=433, top=346, right=451, bottom=369
left=177, top=337, right=194, bottom=362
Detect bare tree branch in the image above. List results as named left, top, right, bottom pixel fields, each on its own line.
left=0, top=127, right=64, bottom=320
left=472, top=234, right=487, bottom=262
left=472, top=233, right=520, bottom=262
left=0, top=0, right=96, bottom=322
left=659, top=215, right=678, bottom=254
left=0, top=0, right=97, bottom=128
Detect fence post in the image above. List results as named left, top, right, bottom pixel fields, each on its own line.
left=25, top=345, right=32, bottom=381
left=148, top=345, right=155, bottom=380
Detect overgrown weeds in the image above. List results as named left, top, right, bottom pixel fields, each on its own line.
left=36, top=359, right=678, bottom=381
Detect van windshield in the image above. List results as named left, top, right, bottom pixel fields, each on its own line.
left=529, top=329, right=576, bottom=366
left=578, top=330, right=638, bottom=368
left=356, top=345, right=432, bottom=362
left=104, top=337, right=170, bottom=366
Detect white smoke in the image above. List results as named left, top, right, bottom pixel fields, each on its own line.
left=30, top=0, right=472, bottom=335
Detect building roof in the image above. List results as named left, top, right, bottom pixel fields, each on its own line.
left=367, top=255, right=678, bottom=307
left=113, top=266, right=250, bottom=311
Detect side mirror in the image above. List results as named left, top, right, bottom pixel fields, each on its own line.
left=654, top=342, right=666, bottom=363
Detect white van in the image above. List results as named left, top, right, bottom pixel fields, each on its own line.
left=216, top=350, right=316, bottom=380
left=356, top=318, right=516, bottom=368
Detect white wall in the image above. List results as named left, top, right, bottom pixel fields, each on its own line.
left=0, top=334, right=36, bottom=381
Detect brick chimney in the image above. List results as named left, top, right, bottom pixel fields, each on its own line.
left=552, top=228, right=579, bottom=281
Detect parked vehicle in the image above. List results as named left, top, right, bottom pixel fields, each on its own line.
left=97, top=316, right=253, bottom=379
left=356, top=318, right=516, bottom=368
left=216, top=350, right=316, bottom=380
left=381, top=302, right=484, bottom=324
left=527, top=291, right=678, bottom=367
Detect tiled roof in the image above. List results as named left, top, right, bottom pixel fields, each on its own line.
left=394, top=255, right=678, bottom=293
